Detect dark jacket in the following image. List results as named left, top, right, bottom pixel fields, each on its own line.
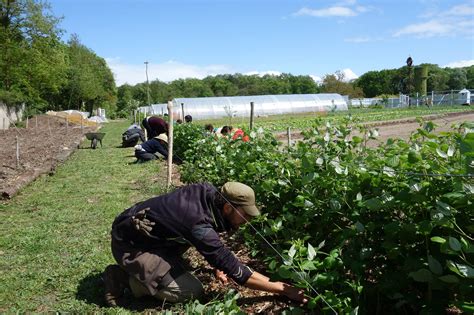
left=140, top=138, right=168, bottom=157
left=111, top=183, right=253, bottom=285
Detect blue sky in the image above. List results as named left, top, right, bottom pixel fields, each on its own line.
left=49, top=0, right=474, bottom=86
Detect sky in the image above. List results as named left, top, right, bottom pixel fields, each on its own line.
left=48, top=0, right=474, bottom=86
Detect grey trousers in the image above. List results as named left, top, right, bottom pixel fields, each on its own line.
left=129, top=271, right=204, bottom=303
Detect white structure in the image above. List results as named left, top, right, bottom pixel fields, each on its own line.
left=159, top=94, right=349, bottom=120
left=458, top=89, right=471, bottom=105
left=0, top=103, right=24, bottom=129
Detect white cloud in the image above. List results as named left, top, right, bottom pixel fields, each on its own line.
left=394, top=2, right=474, bottom=38
left=294, top=6, right=357, bottom=17
left=341, top=68, right=359, bottom=81
left=310, top=74, right=323, bottom=84
left=443, top=59, right=474, bottom=68
left=293, top=0, right=373, bottom=18
left=243, top=70, right=282, bottom=76
left=106, top=58, right=234, bottom=85
left=444, top=4, right=474, bottom=16
left=393, top=20, right=452, bottom=37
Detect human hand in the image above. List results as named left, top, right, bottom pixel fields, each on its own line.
left=131, top=207, right=155, bottom=237
left=280, top=282, right=308, bottom=303
left=214, top=269, right=228, bottom=284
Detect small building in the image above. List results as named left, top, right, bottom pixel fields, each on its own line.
left=458, top=89, right=471, bottom=105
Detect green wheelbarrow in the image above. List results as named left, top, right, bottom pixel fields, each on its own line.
left=85, top=132, right=106, bottom=149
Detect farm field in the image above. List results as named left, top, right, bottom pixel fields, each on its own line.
left=198, top=105, right=473, bottom=132
left=0, top=109, right=473, bottom=314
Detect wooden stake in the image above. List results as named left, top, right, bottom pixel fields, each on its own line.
left=167, top=100, right=174, bottom=188
left=16, top=136, right=20, bottom=168
left=250, top=101, right=255, bottom=130
left=35, top=116, right=38, bottom=129
left=287, top=127, right=291, bottom=151
left=81, top=115, right=84, bottom=134
left=26, top=117, right=29, bottom=128
left=66, top=117, right=69, bottom=134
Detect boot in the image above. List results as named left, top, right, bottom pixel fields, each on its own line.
left=103, top=264, right=129, bottom=307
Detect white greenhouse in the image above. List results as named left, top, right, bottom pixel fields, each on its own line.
left=139, top=94, right=348, bottom=120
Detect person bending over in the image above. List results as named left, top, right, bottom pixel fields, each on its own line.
left=103, top=182, right=307, bottom=306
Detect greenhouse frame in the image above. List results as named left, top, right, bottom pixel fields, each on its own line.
left=138, top=93, right=348, bottom=120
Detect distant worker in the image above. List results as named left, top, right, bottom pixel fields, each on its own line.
left=184, top=115, right=193, bottom=123
left=121, top=124, right=146, bottom=148
left=231, top=128, right=250, bottom=142
left=142, top=116, right=168, bottom=140
left=176, top=119, right=183, bottom=124
left=220, top=125, right=233, bottom=136
left=134, top=134, right=169, bottom=163
left=204, top=124, right=214, bottom=134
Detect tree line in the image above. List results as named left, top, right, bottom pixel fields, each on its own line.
left=0, top=0, right=116, bottom=116
left=2, top=1, right=473, bottom=119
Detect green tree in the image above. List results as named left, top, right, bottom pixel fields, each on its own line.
left=63, top=34, right=116, bottom=114
left=321, top=71, right=363, bottom=98
left=0, top=0, right=67, bottom=111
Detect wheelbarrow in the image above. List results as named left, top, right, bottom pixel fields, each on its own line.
left=85, top=132, right=106, bottom=149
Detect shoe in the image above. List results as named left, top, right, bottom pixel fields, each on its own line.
left=103, top=264, right=129, bottom=307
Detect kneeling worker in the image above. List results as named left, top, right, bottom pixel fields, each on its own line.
left=104, top=182, right=307, bottom=306
left=134, top=133, right=169, bottom=163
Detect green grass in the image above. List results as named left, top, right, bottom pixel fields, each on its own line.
left=195, top=105, right=473, bottom=131
left=0, top=120, right=169, bottom=313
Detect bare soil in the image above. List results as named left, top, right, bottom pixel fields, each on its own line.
left=0, top=115, right=95, bottom=199
left=276, top=111, right=474, bottom=146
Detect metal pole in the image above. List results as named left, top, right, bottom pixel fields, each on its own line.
left=181, top=103, right=184, bottom=120
left=26, top=117, right=29, bottom=128
left=144, top=61, right=151, bottom=106
left=167, top=101, right=174, bottom=188
left=450, top=90, right=453, bottom=105
left=249, top=102, right=254, bottom=130
left=35, top=116, right=38, bottom=129
left=431, top=91, right=434, bottom=107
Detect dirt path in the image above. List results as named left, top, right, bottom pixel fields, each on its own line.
left=276, top=111, right=474, bottom=145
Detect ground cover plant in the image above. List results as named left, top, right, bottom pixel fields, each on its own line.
left=174, top=117, right=474, bottom=314
left=197, top=105, right=472, bottom=132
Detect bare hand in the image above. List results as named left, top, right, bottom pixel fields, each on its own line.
left=280, top=282, right=308, bottom=303
left=214, top=269, right=228, bottom=284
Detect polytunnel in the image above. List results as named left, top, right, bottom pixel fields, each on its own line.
left=138, top=103, right=167, bottom=116
left=167, top=94, right=348, bottom=120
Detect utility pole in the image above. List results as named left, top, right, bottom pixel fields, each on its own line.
left=144, top=61, right=151, bottom=106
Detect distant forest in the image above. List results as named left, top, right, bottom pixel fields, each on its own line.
left=2, top=1, right=473, bottom=118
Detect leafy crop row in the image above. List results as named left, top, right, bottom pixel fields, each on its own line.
left=173, top=118, right=473, bottom=314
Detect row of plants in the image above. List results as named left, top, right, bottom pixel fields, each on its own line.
left=173, top=118, right=473, bottom=314
left=197, top=106, right=472, bottom=133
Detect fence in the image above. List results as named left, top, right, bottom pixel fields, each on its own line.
left=350, top=89, right=473, bottom=109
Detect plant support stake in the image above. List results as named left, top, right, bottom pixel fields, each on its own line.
left=287, top=127, right=291, bottom=150
left=167, top=101, right=174, bottom=188
left=16, top=136, right=20, bottom=169
left=249, top=102, right=254, bottom=130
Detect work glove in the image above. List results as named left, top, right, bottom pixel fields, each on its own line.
left=131, top=207, right=155, bottom=237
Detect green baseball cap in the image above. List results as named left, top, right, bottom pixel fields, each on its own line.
left=221, top=182, right=260, bottom=217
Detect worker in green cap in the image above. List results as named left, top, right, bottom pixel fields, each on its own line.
left=103, top=182, right=307, bottom=306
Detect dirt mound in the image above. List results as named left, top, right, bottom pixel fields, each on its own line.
left=0, top=115, right=95, bottom=199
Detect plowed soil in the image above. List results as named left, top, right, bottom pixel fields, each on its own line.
left=0, top=115, right=94, bottom=199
